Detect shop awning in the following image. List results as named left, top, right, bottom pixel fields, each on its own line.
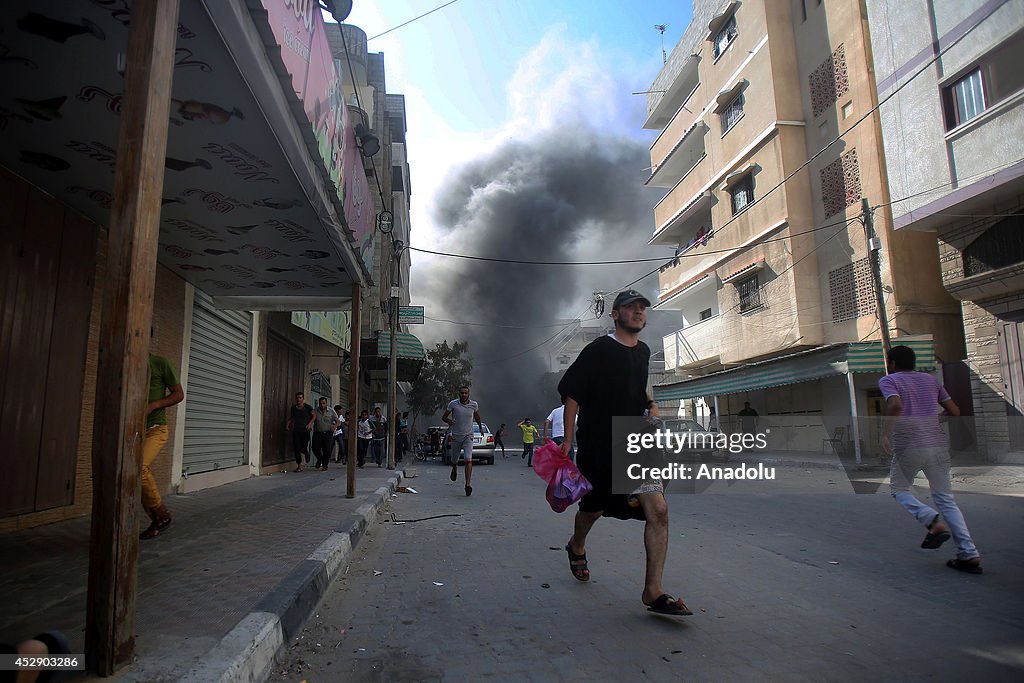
left=0, top=0, right=373, bottom=310
left=360, top=331, right=425, bottom=382
left=653, top=337, right=934, bottom=401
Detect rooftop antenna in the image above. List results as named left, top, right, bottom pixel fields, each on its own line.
left=655, top=24, right=668, bottom=64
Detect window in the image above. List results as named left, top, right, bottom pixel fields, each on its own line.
left=700, top=308, right=713, bottom=321
left=730, top=174, right=754, bottom=215
left=942, top=32, right=1024, bottom=129
left=712, top=15, right=738, bottom=60
left=720, top=93, right=744, bottom=134
left=947, top=69, right=985, bottom=127
left=391, top=166, right=404, bottom=192
left=737, top=274, right=761, bottom=313
left=963, top=214, right=1024, bottom=276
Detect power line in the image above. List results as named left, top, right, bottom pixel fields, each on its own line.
left=647, top=2, right=1002, bottom=260
left=425, top=314, right=588, bottom=329
left=407, top=215, right=861, bottom=265
left=365, top=1, right=461, bottom=44
left=337, top=26, right=389, bottom=212
left=408, top=246, right=673, bottom=265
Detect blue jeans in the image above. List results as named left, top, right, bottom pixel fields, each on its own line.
left=890, top=446, right=979, bottom=560
left=552, top=436, right=575, bottom=462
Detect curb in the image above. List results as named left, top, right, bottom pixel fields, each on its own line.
left=179, top=472, right=403, bottom=683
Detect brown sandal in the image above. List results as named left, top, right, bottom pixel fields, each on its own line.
left=140, top=515, right=172, bottom=540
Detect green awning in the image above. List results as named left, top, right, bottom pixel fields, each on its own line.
left=376, top=331, right=426, bottom=360
left=359, top=331, right=425, bottom=383
left=653, top=337, right=934, bottom=401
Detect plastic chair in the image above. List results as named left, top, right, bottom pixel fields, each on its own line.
left=823, top=426, right=846, bottom=455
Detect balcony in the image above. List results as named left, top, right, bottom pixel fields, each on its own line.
left=663, top=315, right=723, bottom=370
left=649, top=121, right=708, bottom=189
left=644, top=52, right=701, bottom=130
left=653, top=156, right=714, bottom=237
left=651, top=189, right=714, bottom=247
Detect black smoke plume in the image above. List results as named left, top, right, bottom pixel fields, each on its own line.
left=414, top=123, right=675, bottom=430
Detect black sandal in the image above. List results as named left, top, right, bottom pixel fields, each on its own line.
left=646, top=593, right=693, bottom=616
left=921, top=515, right=950, bottom=549
left=946, top=558, right=983, bottom=574
left=565, top=543, right=589, bottom=581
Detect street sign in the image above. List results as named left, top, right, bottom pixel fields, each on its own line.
left=399, top=305, right=424, bottom=324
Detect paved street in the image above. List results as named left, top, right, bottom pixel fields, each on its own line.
left=274, top=455, right=1024, bottom=682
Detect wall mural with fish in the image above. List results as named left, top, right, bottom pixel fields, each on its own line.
left=0, top=0, right=372, bottom=298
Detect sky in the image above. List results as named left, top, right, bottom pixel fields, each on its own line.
left=331, top=0, right=697, bottom=421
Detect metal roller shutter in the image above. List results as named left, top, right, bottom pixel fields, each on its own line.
left=182, top=291, right=251, bottom=475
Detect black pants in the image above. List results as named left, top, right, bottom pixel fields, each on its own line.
left=292, top=430, right=310, bottom=466
left=523, top=442, right=535, bottom=466
left=357, top=438, right=370, bottom=466
left=334, top=433, right=346, bottom=462
left=312, top=431, right=333, bottom=468
left=372, top=439, right=385, bottom=464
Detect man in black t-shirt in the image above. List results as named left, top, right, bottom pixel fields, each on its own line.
left=286, top=391, right=315, bottom=472
left=557, top=290, right=692, bottom=617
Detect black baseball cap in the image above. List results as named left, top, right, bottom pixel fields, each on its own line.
left=612, top=290, right=651, bottom=309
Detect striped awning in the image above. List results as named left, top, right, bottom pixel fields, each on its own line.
left=653, top=336, right=934, bottom=401
left=376, top=331, right=426, bottom=360
left=360, top=331, right=425, bottom=382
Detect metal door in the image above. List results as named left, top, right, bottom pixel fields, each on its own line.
left=182, top=291, right=251, bottom=475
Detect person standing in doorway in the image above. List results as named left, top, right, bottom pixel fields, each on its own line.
left=518, top=418, right=539, bottom=466
left=558, top=289, right=692, bottom=616
left=286, top=392, right=315, bottom=472
left=545, top=396, right=574, bottom=462
left=738, top=402, right=759, bottom=434
left=442, top=385, right=484, bottom=497
left=140, top=353, right=185, bottom=539
left=495, top=423, right=507, bottom=458
left=312, top=397, right=337, bottom=471
left=880, top=345, right=982, bottom=574
left=333, top=405, right=347, bottom=464
left=356, top=409, right=372, bottom=468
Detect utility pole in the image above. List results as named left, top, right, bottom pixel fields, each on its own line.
left=387, top=285, right=398, bottom=469
left=862, top=198, right=891, bottom=355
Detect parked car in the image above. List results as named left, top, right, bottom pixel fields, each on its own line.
left=661, top=418, right=719, bottom=458
left=442, top=422, right=495, bottom=465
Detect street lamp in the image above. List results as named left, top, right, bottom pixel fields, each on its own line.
left=319, top=0, right=353, bottom=23
left=354, top=123, right=380, bottom=158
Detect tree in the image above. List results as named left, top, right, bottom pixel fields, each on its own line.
left=406, top=340, right=473, bottom=426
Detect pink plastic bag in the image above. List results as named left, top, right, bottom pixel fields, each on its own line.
left=533, top=440, right=593, bottom=513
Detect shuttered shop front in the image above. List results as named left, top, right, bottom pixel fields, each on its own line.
left=183, top=292, right=251, bottom=475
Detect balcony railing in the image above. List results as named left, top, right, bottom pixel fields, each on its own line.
left=663, top=316, right=722, bottom=369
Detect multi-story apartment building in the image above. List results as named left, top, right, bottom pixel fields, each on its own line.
left=325, top=23, right=422, bottom=406
left=866, top=0, right=1024, bottom=458
left=647, top=0, right=962, bottom=455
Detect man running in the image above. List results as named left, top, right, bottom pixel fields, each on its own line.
left=442, top=385, right=484, bottom=497
left=880, top=345, right=982, bottom=574
left=558, top=290, right=691, bottom=616
left=518, top=418, right=539, bottom=466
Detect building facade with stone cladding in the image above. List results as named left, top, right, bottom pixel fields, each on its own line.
left=866, top=0, right=1024, bottom=459
left=643, top=0, right=962, bottom=447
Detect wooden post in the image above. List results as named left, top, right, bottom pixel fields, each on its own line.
left=85, top=0, right=180, bottom=674
left=346, top=283, right=362, bottom=498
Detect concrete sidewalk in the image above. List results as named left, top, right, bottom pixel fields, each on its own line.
left=0, top=463, right=405, bottom=682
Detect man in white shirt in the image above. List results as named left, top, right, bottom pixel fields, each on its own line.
left=442, top=385, right=484, bottom=497
left=544, top=395, right=574, bottom=461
